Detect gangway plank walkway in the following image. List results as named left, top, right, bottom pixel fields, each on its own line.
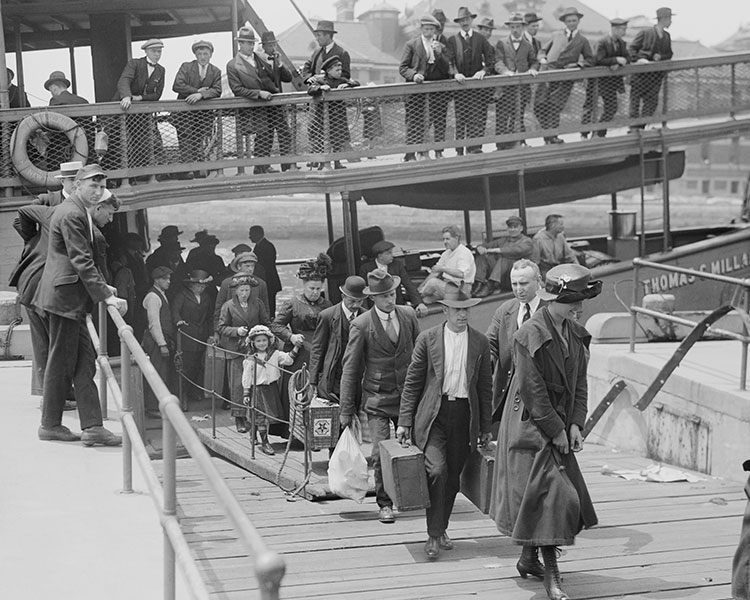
left=156, top=446, right=743, bottom=600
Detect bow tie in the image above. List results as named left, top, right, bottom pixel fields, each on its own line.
left=147, top=62, right=157, bottom=67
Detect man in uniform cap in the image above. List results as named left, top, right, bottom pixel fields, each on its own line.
left=301, top=20, right=351, bottom=82
left=581, top=18, right=630, bottom=139
left=399, top=14, right=451, bottom=161
left=535, top=7, right=594, bottom=144
left=172, top=39, right=223, bottom=179
left=359, top=240, right=427, bottom=316
left=340, top=269, right=421, bottom=524
left=473, top=215, right=533, bottom=297
left=397, top=282, right=492, bottom=559
left=628, top=7, right=674, bottom=129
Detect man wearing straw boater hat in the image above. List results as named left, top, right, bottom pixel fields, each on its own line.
left=398, top=282, right=493, bottom=560
left=535, top=7, right=594, bottom=144
left=35, top=160, right=82, bottom=206
left=301, top=20, right=351, bottom=82
left=340, top=269, right=420, bottom=524
left=45, top=71, right=88, bottom=106
left=628, top=7, right=674, bottom=130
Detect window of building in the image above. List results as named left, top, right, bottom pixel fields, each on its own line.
left=714, top=180, right=727, bottom=191
left=731, top=181, right=740, bottom=194
left=701, top=180, right=710, bottom=194
left=686, top=180, right=698, bottom=190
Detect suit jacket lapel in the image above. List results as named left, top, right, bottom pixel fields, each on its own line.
left=429, top=325, right=445, bottom=391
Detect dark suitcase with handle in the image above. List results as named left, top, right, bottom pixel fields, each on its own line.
left=379, top=438, right=431, bottom=511
left=460, top=442, right=496, bottom=514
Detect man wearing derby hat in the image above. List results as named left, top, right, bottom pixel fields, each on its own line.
left=301, top=20, right=351, bottom=82
left=523, top=13, right=543, bottom=54
left=360, top=240, right=427, bottom=315
left=340, top=269, right=420, bottom=524
left=172, top=39, right=222, bottom=179
left=186, top=229, right=226, bottom=286
left=494, top=13, right=539, bottom=150
left=146, top=225, right=184, bottom=276
left=310, top=275, right=367, bottom=404
left=476, top=16, right=495, bottom=41
left=628, top=7, right=674, bottom=130
left=535, top=7, right=594, bottom=144
left=46, top=71, right=88, bottom=106
left=581, top=18, right=630, bottom=139
left=447, top=6, right=495, bottom=155
left=473, top=215, right=533, bottom=297
left=399, top=14, right=451, bottom=162
left=213, top=251, right=269, bottom=335
left=398, top=282, right=492, bottom=559
left=6, top=68, right=29, bottom=108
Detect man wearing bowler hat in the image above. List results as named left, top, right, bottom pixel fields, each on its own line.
left=628, top=7, right=674, bottom=130
left=44, top=71, right=90, bottom=170
left=46, top=71, right=88, bottom=106
left=172, top=39, right=223, bottom=179
left=447, top=6, right=495, bottom=155
left=146, top=225, right=184, bottom=275
left=473, top=215, right=534, bottom=297
left=310, top=275, right=367, bottom=403
left=535, top=7, right=594, bottom=144
left=6, top=68, right=29, bottom=108
left=340, top=269, right=420, bottom=524
left=360, top=239, right=427, bottom=316
left=523, top=13, right=543, bottom=54
left=301, top=20, right=351, bottom=82
left=581, top=18, right=630, bottom=139
left=398, top=282, right=493, bottom=559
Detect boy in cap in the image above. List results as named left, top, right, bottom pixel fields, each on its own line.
left=628, top=7, right=674, bottom=129
left=301, top=20, right=351, bottom=82
left=172, top=39, right=223, bottom=178
left=399, top=14, right=451, bottom=161
left=581, top=18, right=630, bottom=139
left=307, top=56, right=360, bottom=170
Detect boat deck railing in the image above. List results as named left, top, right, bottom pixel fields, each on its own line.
left=629, top=257, right=750, bottom=390
left=1, top=53, right=749, bottom=197
left=85, top=303, right=285, bottom=600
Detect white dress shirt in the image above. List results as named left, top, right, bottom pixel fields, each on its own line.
left=442, top=325, right=469, bottom=398
left=374, top=306, right=399, bottom=337
left=516, top=295, right=541, bottom=329
left=421, top=35, right=436, bottom=64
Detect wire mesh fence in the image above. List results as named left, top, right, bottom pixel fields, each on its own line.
left=1, top=55, right=748, bottom=185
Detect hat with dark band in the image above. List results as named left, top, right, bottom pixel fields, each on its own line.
left=55, top=161, right=82, bottom=179
left=505, top=13, right=526, bottom=26
left=235, top=27, right=255, bottom=42
left=260, top=31, right=278, bottom=44
left=363, top=268, right=401, bottom=296
left=438, top=282, right=481, bottom=308
left=184, top=270, right=213, bottom=284
left=151, top=266, right=173, bottom=280
left=524, top=12, right=542, bottom=24
left=559, top=7, right=584, bottom=21
left=339, top=275, right=367, bottom=299
left=453, top=6, right=477, bottom=22
left=536, top=264, right=602, bottom=304
left=313, top=20, right=337, bottom=34
left=656, top=7, right=675, bottom=19
left=44, top=71, right=71, bottom=90
left=610, top=18, right=629, bottom=26
left=141, top=39, right=164, bottom=51
left=476, top=16, right=495, bottom=29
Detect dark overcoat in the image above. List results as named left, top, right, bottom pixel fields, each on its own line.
left=398, top=37, right=450, bottom=82
left=489, top=306, right=597, bottom=545
left=172, top=60, right=222, bottom=99
left=593, top=34, right=629, bottom=92
left=217, top=296, right=269, bottom=354
left=114, top=57, right=165, bottom=101
left=214, top=274, right=269, bottom=332
left=50, top=90, right=89, bottom=105
left=399, top=323, right=492, bottom=451
left=359, top=258, right=422, bottom=307
left=253, top=237, right=282, bottom=303
left=172, top=287, right=214, bottom=352
left=733, top=460, right=750, bottom=600
left=301, top=42, right=352, bottom=81
left=446, top=31, right=495, bottom=77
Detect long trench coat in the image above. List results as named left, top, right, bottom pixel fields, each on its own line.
left=489, top=306, right=598, bottom=546
left=733, top=459, right=750, bottom=600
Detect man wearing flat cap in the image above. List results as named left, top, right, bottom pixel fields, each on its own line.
left=33, top=164, right=128, bottom=446
left=360, top=240, right=427, bottom=316
left=301, top=20, right=351, bottom=83
left=399, top=14, right=451, bottom=162
left=473, top=215, right=533, bottom=297
left=172, top=40, right=223, bottom=179
left=447, top=6, right=495, bottom=155
left=581, top=18, right=630, bottom=139
left=115, top=39, right=167, bottom=169
left=340, top=269, right=420, bottom=524
left=628, top=7, right=674, bottom=130
left=398, top=282, right=492, bottom=559
left=535, top=7, right=594, bottom=144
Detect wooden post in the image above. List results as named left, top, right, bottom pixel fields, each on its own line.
left=13, top=20, right=26, bottom=107
left=341, top=192, right=356, bottom=275
left=0, top=1, right=10, bottom=109
left=325, top=193, right=334, bottom=245
left=482, top=176, right=493, bottom=243
left=610, top=192, right=618, bottom=212
left=349, top=191, right=361, bottom=273
left=517, top=169, right=527, bottom=232
left=69, top=44, right=78, bottom=95
left=463, top=211, right=472, bottom=246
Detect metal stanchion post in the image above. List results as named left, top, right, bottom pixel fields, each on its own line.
left=98, top=302, right=109, bottom=418
left=250, top=357, right=257, bottom=460
left=176, top=331, right=184, bottom=411
left=211, top=343, right=217, bottom=439
left=630, top=261, right=640, bottom=353
left=163, top=415, right=177, bottom=600
left=741, top=285, right=749, bottom=390
left=121, top=332, right=133, bottom=494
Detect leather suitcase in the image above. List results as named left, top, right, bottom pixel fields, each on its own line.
left=379, top=439, right=431, bottom=511
left=460, top=443, right=496, bottom=514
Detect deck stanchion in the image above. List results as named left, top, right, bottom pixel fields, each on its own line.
left=121, top=330, right=134, bottom=494
left=349, top=192, right=361, bottom=273
left=638, top=132, right=646, bottom=257
left=630, top=260, right=640, bottom=353
left=163, top=415, right=177, bottom=600
left=741, top=285, right=749, bottom=391
left=341, top=191, right=356, bottom=275
left=482, top=176, right=492, bottom=243
left=176, top=331, right=184, bottom=410
left=98, top=302, right=108, bottom=418
left=325, top=193, right=334, bottom=245
left=463, top=211, right=472, bottom=245
left=211, top=343, right=217, bottom=439
left=251, top=358, right=257, bottom=460
left=517, top=169, right=527, bottom=228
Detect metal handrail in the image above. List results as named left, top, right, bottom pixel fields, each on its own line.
left=629, top=257, right=750, bottom=390
left=86, top=304, right=285, bottom=600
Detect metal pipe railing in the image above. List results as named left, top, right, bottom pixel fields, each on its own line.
left=633, top=257, right=750, bottom=288
left=85, top=306, right=285, bottom=600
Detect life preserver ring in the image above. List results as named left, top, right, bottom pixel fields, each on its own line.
left=10, top=111, right=88, bottom=187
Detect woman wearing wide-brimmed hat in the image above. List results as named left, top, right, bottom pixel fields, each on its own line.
left=489, top=263, right=602, bottom=600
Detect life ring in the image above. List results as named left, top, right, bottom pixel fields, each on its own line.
left=10, top=111, right=88, bottom=187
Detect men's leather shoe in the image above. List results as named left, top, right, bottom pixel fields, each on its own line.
left=439, top=533, right=453, bottom=550
left=333, top=161, right=347, bottom=170
left=378, top=506, right=395, bottom=523
left=38, top=425, right=80, bottom=442
left=403, top=153, right=416, bottom=162
left=416, top=152, right=429, bottom=161
left=474, top=283, right=491, bottom=298
left=434, top=150, right=444, bottom=159
left=81, top=426, right=122, bottom=447
left=424, top=536, right=440, bottom=559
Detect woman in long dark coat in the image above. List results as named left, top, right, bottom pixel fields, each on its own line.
left=489, top=263, right=602, bottom=600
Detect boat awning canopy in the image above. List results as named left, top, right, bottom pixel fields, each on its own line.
left=361, top=151, right=686, bottom=211
left=1, top=0, right=236, bottom=51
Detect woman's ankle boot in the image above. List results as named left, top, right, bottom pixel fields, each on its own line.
left=517, top=545, right=544, bottom=580
left=541, top=546, right=569, bottom=600
left=259, top=431, right=275, bottom=455
left=235, top=417, right=248, bottom=433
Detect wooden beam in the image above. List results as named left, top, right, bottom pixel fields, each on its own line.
left=1, top=0, right=234, bottom=17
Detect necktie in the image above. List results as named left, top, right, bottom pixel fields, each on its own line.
left=522, top=303, right=531, bottom=323
left=348, top=312, right=355, bottom=323
left=385, top=314, right=398, bottom=344
left=567, top=30, right=573, bottom=43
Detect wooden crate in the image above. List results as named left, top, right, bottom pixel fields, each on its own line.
left=291, top=396, right=341, bottom=451
left=379, top=438, right=430, bottom=511
left=459, top=443, right=496, bottom=514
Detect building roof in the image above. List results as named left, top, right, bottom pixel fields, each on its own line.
left=713, top=24, right=750, bottom=53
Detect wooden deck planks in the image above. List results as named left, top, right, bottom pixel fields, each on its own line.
left=158, top=444, right=743, bottom=599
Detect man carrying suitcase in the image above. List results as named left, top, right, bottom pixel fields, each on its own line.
left=397, top=282, right=493, bottom=559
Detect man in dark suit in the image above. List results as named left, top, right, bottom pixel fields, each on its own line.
left=249, top=225, right=281, bottom=316
left=115, top=39, right=167, bottom=169
left=310, top=276, right=366, bottom=401
left=447, top=6, right=494, bottom=155
left=485, top=259, right=543, bottom=424
left=301, top=20, right=351, bottom=82
left=146, top=225, right=183, bottom=273
left=172, top=39, right=222, bottom=179
left=340, top=269, right=420, bottom=524
left=35, top=161, right=81, bottom=206
left=399, top=15, right=451, bottom=162
left=535, top=7, right=594, bottom=144
left=7, top=68, right=29, bottom=108
left=227, top=27, right=293, bottom=174
left=581, top=18, right=630, bottom=139
left=398, top=282, right=493, bottom=559
left=33, top=164, right=127, bottom=446
left=629, top=7, right=674, bottom=129
left=359, top=240, right=427, bottom=316
left=44, top=71, right=90, bottom=171
left=45, top=71, right=88, bottom=105
left=523, top=13, right=543, bottom=54
left=734, top=459, right=750, bottom=600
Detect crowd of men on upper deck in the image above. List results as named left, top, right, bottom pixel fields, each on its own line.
left=5, top=5, right=675, bottom=175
